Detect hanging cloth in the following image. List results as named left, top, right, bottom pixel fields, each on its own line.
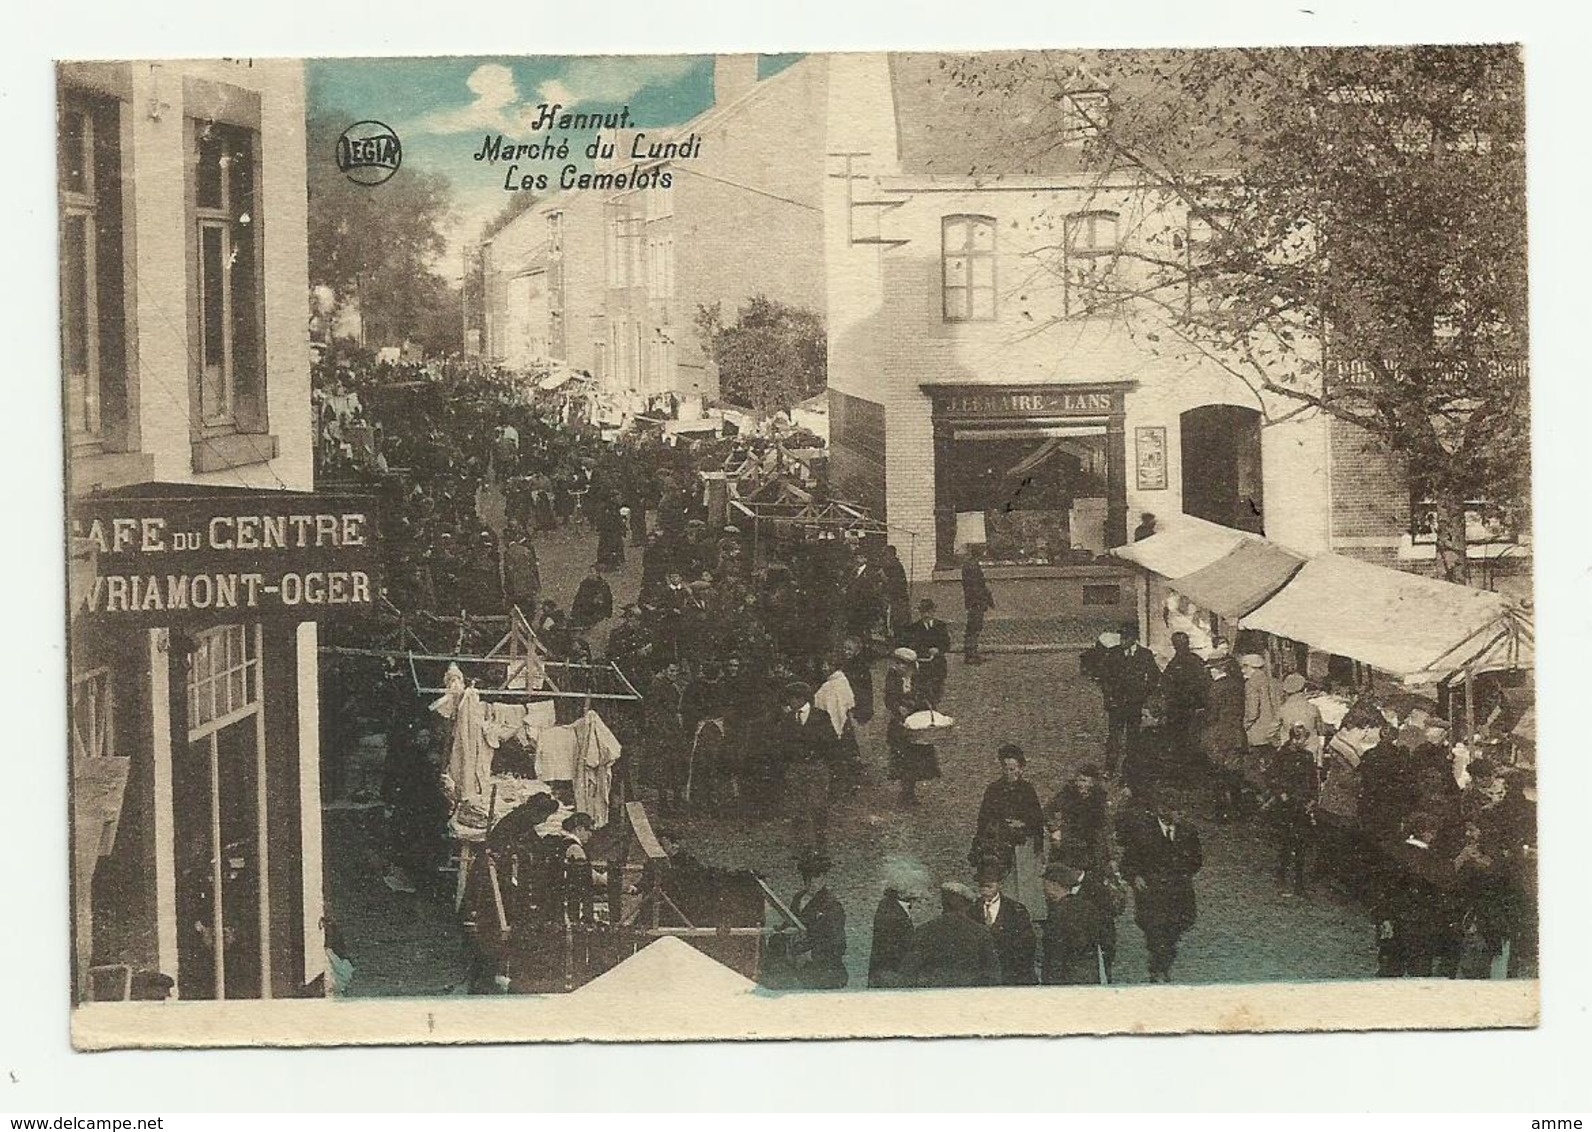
left=444, top=685, right=489, bottom=805
left=571, top=709, right=623, bottom=828
left=813, top=670, right=856, bottom=739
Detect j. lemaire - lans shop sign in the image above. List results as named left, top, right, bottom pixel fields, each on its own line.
left=70, top=488, right=380, bottom=624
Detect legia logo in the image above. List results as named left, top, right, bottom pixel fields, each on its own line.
left=336, top=121, right=402, bottom=186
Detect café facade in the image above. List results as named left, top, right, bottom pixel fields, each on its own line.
left=59, top=59, right=375, bottom=1005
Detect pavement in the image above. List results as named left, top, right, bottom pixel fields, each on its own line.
left=323, top=521, right=1380, bottom=993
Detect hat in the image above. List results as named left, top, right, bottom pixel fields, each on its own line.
left=1097, top=631, right=1121, bottom=648
left=940, top=881, right=978, bottom=904
left=562, top=812, right=595, bottom=833
left=917, top=598, right=936, bottom=612
left=892, top=647, right=919, bottom=664
left=1044, top=862, right=1086, bottom=885
left=723, top=525, right=741, bottom=535
left=996, top=743, right=1026, bottom=765
left=975, top=861, right=1008, bottom=885
left=1281, top=673, right=1307, bottom=695
left=783, top=681, right=814, bottom=703
left=796, top=850, right=833, bottom=879
left=687, top=518, right=707, bottom=529
left=1239, top=653, right=1266, bottom=669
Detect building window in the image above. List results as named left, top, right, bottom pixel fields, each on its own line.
left=187, top=624, right=260, bottom=733
left=1062, top=90, right=1110, bottom=142
left=1064, top=210, right=1120, bottom=316
left=593, top=340, right=607, bottom=382
left=1410, top=489, right=1519, bottom=547
left=71, top=666, right=116, bottom=762
left=547, top=211, right=564, bottom=257
left=58, top=91, right=127, bottom=449
left=1176, top=209, right=1227, bottom=316
left=190, top=120, right=265, bottom=433
left=942, top=215, right=996, bottom=322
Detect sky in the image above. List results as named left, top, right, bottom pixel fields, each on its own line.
left=307, top=54, right=803, bottom=280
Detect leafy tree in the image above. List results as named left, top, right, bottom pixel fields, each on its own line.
left=307, top=113, right=458, bottom=353
left=695, top=296, right=827, bottom=419
left=943, top=47, right=1527, bottom=581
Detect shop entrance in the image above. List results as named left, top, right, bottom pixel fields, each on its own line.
left=1180, top=404, right=1264, bottom=535
left=173, top=623, right=268, bottom=1000
left=944, top=425, right=1111, bottom=564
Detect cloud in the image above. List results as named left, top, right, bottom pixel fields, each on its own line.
left=412, top=63, right=535, bottom=135
left=534, top=56, right=701, bottom=107
left=409, top=56, right=707, bottom=137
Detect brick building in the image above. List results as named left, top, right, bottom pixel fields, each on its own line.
left=481, top=55, right=828, bottom=403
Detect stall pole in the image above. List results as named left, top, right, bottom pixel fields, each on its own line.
left=1464, top=661, right=1476, bottom=742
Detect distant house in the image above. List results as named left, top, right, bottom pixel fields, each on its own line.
left=481, top=55, right=828, bottom=403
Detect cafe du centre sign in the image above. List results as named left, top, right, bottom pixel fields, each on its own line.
left=71, top=488, right=380, bottom=624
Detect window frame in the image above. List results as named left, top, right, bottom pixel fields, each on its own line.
left=941, top=214, right=997, bottom=323
left=1063, top=209, right=1122, bottom=316
left=1061, top=89, right=1110, bottom=142
left=187, top=118, right=268, bottom=439
left=58, top=89, right=128, bottom=452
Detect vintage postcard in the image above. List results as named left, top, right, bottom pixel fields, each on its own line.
left=59, top=48, right=1537, bottom=1048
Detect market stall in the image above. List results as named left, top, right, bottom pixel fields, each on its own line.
left=1240, top=552, right=1533, bottom=737
left=1110, top=515, right=1304, bottom=658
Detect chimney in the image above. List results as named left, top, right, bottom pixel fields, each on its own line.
left=714, top=54, right=759, bottom=107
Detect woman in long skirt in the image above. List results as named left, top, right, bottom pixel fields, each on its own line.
left=972, top=744, right=1048, bottom=921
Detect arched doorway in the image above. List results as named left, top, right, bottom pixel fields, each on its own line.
left=1180, top=404, right=1263, bottom=534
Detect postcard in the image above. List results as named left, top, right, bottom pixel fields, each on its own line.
left=58, top=48, right=1536, bottom=1047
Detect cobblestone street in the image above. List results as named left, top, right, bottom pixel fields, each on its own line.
left=326, top=526, right=1380, bottom=994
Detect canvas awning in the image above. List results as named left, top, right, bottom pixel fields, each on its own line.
left=1169, top=538, right=1307, bottom=621
left=1110, top=515, right=1252, bottom=580
left=1241, top=553, right=1530, bottom=683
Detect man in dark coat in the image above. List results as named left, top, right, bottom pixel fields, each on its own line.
left=1040, top=861, right=1121, bottom=985
left=790, top=852, right=848, bottom=989
left=1358, top=724, right=1416, bottom=849
left=899, top=882, right=1001, bottom=988
left=868, top=887, right=917, bottom=989
left=1100, top=626, right=1162, bottom=776
left=569, top=565, right=614, bottom=630
left=502, top=530, right=540, bottom=616
left=977, top=868, right=1038, bottom=985
left=1267, top=723, right=1320, bottom=896
left=1201, top=637, right=1249, bottom=821
left=1116, top=785, right=1203, bottom=982
left=1160, top=631, right=1210, bottom=772
left=1045, top=765, right=1113, bottom=872
left=960, top=546, right=996, bottom=664
left=881, top=544, right=911, bottom=640
left=901, top=600, right=951, bottom=705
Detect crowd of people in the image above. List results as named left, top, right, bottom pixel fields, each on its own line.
left=316, top=350, right=1535, bottom=993
left=768, top=587, right=1535, bottom=991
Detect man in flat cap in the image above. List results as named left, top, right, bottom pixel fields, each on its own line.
left=899, top=881, right=1001, bottom=988
left=1040, top=860, right=1122, bottom=985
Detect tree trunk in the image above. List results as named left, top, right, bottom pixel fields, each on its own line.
left=1433, top=483, right=1470, bottom=585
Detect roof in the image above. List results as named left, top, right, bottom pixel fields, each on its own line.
left=888, top=50, right=1245, bottom=180
left=1110, top=515, right=1252, bottom=579
left=1168, top=538, right=1306, bottom=621
left=1241, top=554, right=1525, bottom=682
left=573, top=936, right=755, bottom=1000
